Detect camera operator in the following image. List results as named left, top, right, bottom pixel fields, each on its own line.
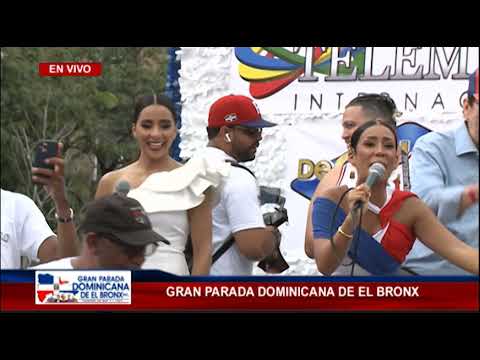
left=200, top=94, right=281, bottom=275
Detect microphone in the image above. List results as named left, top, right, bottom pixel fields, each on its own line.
left=115, top=180, right=131, bottom=196
left=352, top=162, right=386, bottom=213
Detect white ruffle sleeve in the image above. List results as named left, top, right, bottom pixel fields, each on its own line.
left=127, top=155, right=230, bottom=213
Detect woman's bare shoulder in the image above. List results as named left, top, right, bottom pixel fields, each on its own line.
left=171, top=159, right=184, bottom=169
left=99, top=166, right=131, bottom=183
left=313, top=166, right=343, bottom=198
left=316, top=185, right=349, bottom=203
left=394, top=194, right=425, bottom=223
left=95, top=165, right=135, bottom=198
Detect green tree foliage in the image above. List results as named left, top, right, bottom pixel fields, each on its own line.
left=1, top=47, right=168, bottom=228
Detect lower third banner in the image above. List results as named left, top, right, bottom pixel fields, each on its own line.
left=1, top=271, right=478, bottom=311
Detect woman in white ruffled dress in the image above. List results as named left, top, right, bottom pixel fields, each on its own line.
left=95, top=94, right=229, bottom=275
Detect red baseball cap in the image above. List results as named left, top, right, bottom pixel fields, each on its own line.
left=468, top=68, right=478, bottom=100
left=208, top=94, right=277, bottom=128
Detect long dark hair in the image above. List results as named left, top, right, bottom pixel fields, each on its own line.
left=133, top=94, right=176, bottom=124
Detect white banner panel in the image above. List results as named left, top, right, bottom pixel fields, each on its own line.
left=230, top=47, right=478, bottom=114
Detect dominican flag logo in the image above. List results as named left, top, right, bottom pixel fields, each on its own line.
left=35, top=271, right=132, bottom=305
left=36, top=272, right=78, bottom=304
left=224, top=113, right=237, bottom=122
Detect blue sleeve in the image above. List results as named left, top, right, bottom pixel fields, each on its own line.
left=410, top=135, right=463, bottom=224
left=312, top=197, right=346, bottom=239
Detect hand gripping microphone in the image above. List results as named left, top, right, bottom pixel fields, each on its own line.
left=352, top=162, right=386, bottom=213
left=115, top=180, right=131, bottom=196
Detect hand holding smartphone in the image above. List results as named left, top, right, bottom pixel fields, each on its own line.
left=32, top=140, right=59, bottom=170
left=32, top=140, right=62, bottom=188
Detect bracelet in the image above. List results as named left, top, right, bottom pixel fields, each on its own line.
left=337, top=225, right=353, bottom=239
left=55, top=208, right=74, bottom=223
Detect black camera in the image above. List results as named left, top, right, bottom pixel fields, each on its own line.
left=259, top=186, right=285, bottom=208
left=257, top=186, right=290, bottom=274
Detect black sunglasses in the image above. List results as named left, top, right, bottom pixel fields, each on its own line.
left=229, top=126, right=262, bottom=136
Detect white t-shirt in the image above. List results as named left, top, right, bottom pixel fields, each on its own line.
left=201, top=147, right=265, bottom=275
left=30, top=256, right=75, bottom=269
left=1, top=189, right=55, bottom=269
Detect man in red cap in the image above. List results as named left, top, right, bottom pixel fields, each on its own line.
left=202, top=94, right=280, bottom=275
left=404, top=68, right=479, bottom=275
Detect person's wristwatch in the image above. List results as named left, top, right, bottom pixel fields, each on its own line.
left=55, top=208, right=74, bottom=223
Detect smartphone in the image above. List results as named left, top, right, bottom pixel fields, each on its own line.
left=32, top=140, right=58, bottom=170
